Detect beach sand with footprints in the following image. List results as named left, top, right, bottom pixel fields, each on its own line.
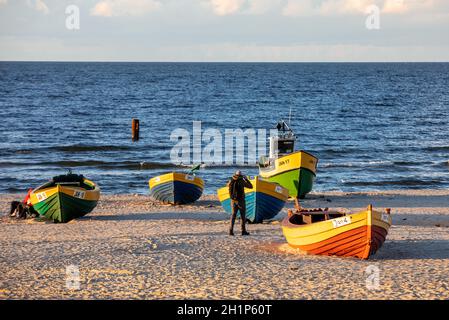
left=1, top=190, right=448, bottom=300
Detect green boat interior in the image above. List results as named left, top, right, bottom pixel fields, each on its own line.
left=35, top=174, right=95, bottom=191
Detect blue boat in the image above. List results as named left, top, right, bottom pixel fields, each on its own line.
left=217, top=176, right=289, bottom=223
left=149, top=172, right=204, bottom=205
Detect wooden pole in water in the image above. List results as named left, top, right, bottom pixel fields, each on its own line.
left=132, top=119, right=140, bottom=141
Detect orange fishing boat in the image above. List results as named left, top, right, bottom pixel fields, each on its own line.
left=281, top=205, right=391, bottom=259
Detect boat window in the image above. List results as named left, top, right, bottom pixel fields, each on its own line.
left=278, top=139, right=294, bottom=155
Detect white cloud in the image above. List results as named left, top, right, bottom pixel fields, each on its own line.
left=91, top=0, right=161, bottom=17
left=0, top=0, right=7, bottom=5
left=209, top=0, right=245, bottom=16
left=27, top=0, right=49, bottom=14
left=382, top=0, right=437, bottom=14
left=383, top=0, right=406, bottom=14
left=282, top=0, right=314, bottom=16
left=246, top=0, right=281, bottom=15
left=208, top=0, right=444, bottom=17
left=319, top=0, right=374, bottom=15
left=208, top=0, right=280, bottom=16
left=281, top=0, right=445, bottom=17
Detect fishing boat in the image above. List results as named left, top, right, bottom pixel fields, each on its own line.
left=259, top=120, right=318, bottom=201
left=30, top=173, right=100, bottom=223
left=217, top=176, right=289, bottom=223
left=281, top=205, right=392, bottom=259
left=149, top=171, right=204, bottom=205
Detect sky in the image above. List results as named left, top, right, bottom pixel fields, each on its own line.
left=0, top=0, right=448, bottom=62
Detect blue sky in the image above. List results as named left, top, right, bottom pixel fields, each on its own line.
left=1, top=0, right=448, bottom=61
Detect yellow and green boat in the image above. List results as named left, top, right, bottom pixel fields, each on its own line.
left=217, top=176, right=289, bottom=223
left=259, top=120, right=318, bottom=199
left=149, top=172, right=204, bottom=205
left=30, top=173, right=100, bottom=223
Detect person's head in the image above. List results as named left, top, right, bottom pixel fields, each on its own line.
left=235, top=170, right=242, bottom=176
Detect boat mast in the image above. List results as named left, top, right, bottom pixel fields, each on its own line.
left=288, top=106, right=292, bottom=127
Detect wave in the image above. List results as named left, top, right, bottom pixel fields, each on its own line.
left=423, top=146, right=449, bottom=152
left=392, top=160, right=431, bottom=166
left=0, top=160, right=178, bottom=170
left=200, top=163, right=257, bottom=169
left=343, top=178, right=444, bottom=187
left=321, top=160, right=392, bottom=168
left=49, top=145, right=133, bottom=152
left=321, top=159, right=437, bottom=169
left=433, top=160, right=449, bottom=168
left=0, top=145, right=134, bottom=156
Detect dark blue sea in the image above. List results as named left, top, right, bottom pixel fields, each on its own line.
left=1, top=62, right=448, bottom=194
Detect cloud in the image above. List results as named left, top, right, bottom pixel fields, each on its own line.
left=283, top=0, right=375, bottom=16
left=281, top=0, right=443, bottom=17
left=282, top=0, right=314, bottom=16
left=382, top=0, right=437, bottom=14
left=209, top=0, right=245, bottom=16
left=208, top=0, right=280, bottom=16
left=319, top=0, right=374, bottom=15
left=27, top=0, right=49, bottom=14
left=247, top=0, right=281, bottom=15
left=208, top=0, right=444, bottom=17
left=0, top=0, right=7, bottom=5
left=91, top=0, right=161, bottom=17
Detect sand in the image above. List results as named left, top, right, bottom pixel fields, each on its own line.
left=0, top=190, right=448, bottom=300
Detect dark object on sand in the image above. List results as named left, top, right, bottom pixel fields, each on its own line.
left=9, top=201, right=38, bottom=219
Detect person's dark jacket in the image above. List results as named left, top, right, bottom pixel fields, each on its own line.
left=228, top=175, right=253, bottom=201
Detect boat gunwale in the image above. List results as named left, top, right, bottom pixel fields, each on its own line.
left=149, top=171, right=204, bottom=189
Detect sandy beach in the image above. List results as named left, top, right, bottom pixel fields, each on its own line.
left=0, top=190, right=448, bottom=300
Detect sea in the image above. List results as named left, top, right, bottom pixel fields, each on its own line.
left=1, top=62, right=448, bottom=194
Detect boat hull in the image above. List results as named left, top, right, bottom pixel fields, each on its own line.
left=259, top=151, right=318, bottom=199
left=149, top=172, right=204, bottom=205
left=217, top=177, right=288, bottom=223
left=30, top=183, right=100, bottom=223
left=281, top=207, right=391, bottom=259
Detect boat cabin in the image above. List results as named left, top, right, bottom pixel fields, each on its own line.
left=259, top=120, right=296, bottom=168
left=269, top=120, right=296, bottom=158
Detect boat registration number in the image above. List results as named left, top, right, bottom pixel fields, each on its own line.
left=381, top=213, right=390, bottom=223
left=332, top=216, right=351, bottom=228
left=185, top=175, right=195, bottom=181
left=73, top=191, right=85, bottom=199
left=36, top=192, right=47, bottom=202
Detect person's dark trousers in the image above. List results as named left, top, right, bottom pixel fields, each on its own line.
left=230, top=199, right=247, bottom=233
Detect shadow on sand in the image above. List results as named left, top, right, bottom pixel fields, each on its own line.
left=375, top=239, right=449, bottom=260
left=303, top=193, right=449, bottom=209
left=81, top=211, right=227, bottom=221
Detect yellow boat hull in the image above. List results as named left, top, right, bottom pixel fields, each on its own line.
left=281, top=206, right=392, bottom=259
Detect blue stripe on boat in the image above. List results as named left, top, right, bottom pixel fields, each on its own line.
left=220, top=191, right=285, bottom=223
left=150, top=180, right=203, bottom=204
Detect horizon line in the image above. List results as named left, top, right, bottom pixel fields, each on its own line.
left=1, top=60, right=449, bottom=63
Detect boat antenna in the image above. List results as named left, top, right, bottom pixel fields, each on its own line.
left=288, top=106, right=292, bottom=126
left=188, top=163, right=201, bottom=176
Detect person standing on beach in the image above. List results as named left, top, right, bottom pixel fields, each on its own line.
left=228, top=170, right=253, bottom=236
